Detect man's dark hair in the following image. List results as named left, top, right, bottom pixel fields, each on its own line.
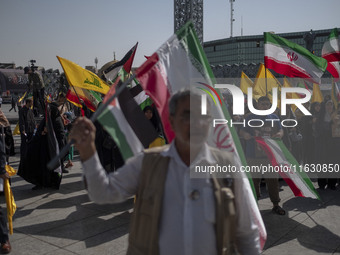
left=168, top=89, right=191, bottom=116
left=25, top=98, right=32, bottom=104
left=24, top=67, right=30, bottom=74
left=258, top=96, right=270, bottom=103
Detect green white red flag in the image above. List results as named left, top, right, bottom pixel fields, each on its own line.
left=103, top=42, right=138, bottom=82
left=255, top=137, right=320, bottom=200
left=327, top=62, right=340, bottom=82
left=264, top=32, right=328, bottom=84
left=322, top=28, right=340, bottom=62
left=136, top=21, right=267, bottom=250
left=97, top=78, right=158, bottom=160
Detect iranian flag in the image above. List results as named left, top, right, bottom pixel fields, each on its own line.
left=136, top=21, right=267, bottom=250
left=327, top=61, right=340, bottom=82
left=255, top=137, right=320, bottom=199
left=322, top=28, right=340, bottom=62
left=97, top=78, right=158, bottom=160
left=264, top=32, right=328, bottom=84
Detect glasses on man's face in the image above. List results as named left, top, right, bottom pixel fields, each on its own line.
left=179, top=112, right=212, bottom=125
left=259, top=102, right=270, bottom=107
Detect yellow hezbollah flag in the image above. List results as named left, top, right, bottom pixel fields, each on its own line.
left=5, top=165, right=17, bottom=235
left=311, top=83, right=323, bottom=103
left=13, top=122, right=20, bottom=136
left=253, top=63, right=282, bottom=107
left=57, top=56, right=110, bottom=94
left=240, top=72, right=253, bottom=95
left=18, top=92, right=27, bottom=103
left=331, top=78, right=339, bottom=109
left=283, top=77, right=301, bottom=112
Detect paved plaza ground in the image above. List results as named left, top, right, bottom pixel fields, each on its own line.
left=1, top=103, right=339, bottom=254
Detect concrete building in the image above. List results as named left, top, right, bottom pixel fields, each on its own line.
left=203, top=28, right=336, bottom=79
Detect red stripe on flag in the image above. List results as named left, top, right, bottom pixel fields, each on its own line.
left=323, top=52, right=340, bottom=62
left=123, top=43, right=138, bottom=73
left=136, top=53, right=175, bottom=142
left=255, top=137, right=303, bottom=197
left=66, top=90, right=96, bottom=112
left=264, top=57, right=319, bottom=83
left=327, top=62, right=340, bottom=82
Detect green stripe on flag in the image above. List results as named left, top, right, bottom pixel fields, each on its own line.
left=328, top=28, right=339, bottom=40
left=176, top=22, right=216, bottom=83
left=176, top=21, right=257, bottom=198
left=276, top=139, right=321, bottom=200
left=264, top=32, right=328, bottom=71
left=98, top=108, right=134, bottom=160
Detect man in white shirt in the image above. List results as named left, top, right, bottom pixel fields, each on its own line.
left=70, top=89, right=261, bottom=255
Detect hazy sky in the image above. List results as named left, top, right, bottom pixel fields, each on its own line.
left=1, top=0, right=339, bottom=71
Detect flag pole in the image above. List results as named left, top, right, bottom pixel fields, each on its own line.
left=47, top=74, right=136, bottom=170
left=70, top=85, right=82, bottom=109
left=264, top=64, right=268, bottom=97
left=263, top=33, right=268, bottom=97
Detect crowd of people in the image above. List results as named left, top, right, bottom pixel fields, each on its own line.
left=228, top=93, right=340, bottom=192
left=0, top=72, right=338, bottom=254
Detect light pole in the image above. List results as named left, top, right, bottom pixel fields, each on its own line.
left=94, top=57, right=98, bottom=70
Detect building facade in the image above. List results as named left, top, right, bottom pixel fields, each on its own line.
left=203, top=28, right=336, bottom=78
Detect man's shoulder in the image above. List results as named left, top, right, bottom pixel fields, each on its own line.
left=266, top=113, right=280, bottom=119
left=208, top=146, right=234, bottom=164
left=143, top=145, right=170, bottom=155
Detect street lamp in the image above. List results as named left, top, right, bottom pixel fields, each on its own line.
left=94, top=57, right=98, bottom=69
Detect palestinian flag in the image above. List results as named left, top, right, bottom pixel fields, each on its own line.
left=264, top=32, right=328, bottom=84
left=136, top=21, right=267, bottom=250
left=103, top=42, right=138, bottom=82
left=129, top=79, right=152, bottom=110
left=322, top=28, right=340, bottom=62
left=255, top=137, right=320, bottom=200
left=97, top=78, right=158, bottom=160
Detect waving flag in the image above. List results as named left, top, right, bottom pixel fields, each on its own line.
left=327, top=62, right=340, bottom=82
left=97, top=78, right=157, bottom=160
left=311, top=83, right=323, bottom=103
left=66, top=86, right=102, bottom=112
left=255, top=137, right=320, bottom=199
left=4, top=165, right=17, bottom=235
left=264, top=32, right=328, bottom=84
left=103, top=42, right=138, bottom=82
left=136, top=21, right=267, bottom=250
left=282, top=77, right=300, bottom=112
left=240, top=71, right=253, bottom=95
left=322, top=28, right=340, bottom=62
left=253, top=63, right=282, bottom=107
left=57, top=56, right=110, bottom=94
left=331, top=78, right=340, bottom=108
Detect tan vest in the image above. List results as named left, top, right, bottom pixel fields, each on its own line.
left=127, top=145, right=238, bottom=255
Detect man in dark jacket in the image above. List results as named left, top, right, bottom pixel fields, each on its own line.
left=24, top=67, right=45, bottom=116
left=18, top=98, right=36, bottom=155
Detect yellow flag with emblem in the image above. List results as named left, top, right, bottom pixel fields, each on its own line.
left=57, top=56, right=110, bottom=94
left=311, top=83, right=323, bottom=103
left=12, top=123, right=20, bottom=136
left=283, top=77, right=301, bottom=112
left=240, top=71, right=254, bottom=95
left=4, top=165, right=17, bottom=234
left=253, top=63, right=282, bottom=108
